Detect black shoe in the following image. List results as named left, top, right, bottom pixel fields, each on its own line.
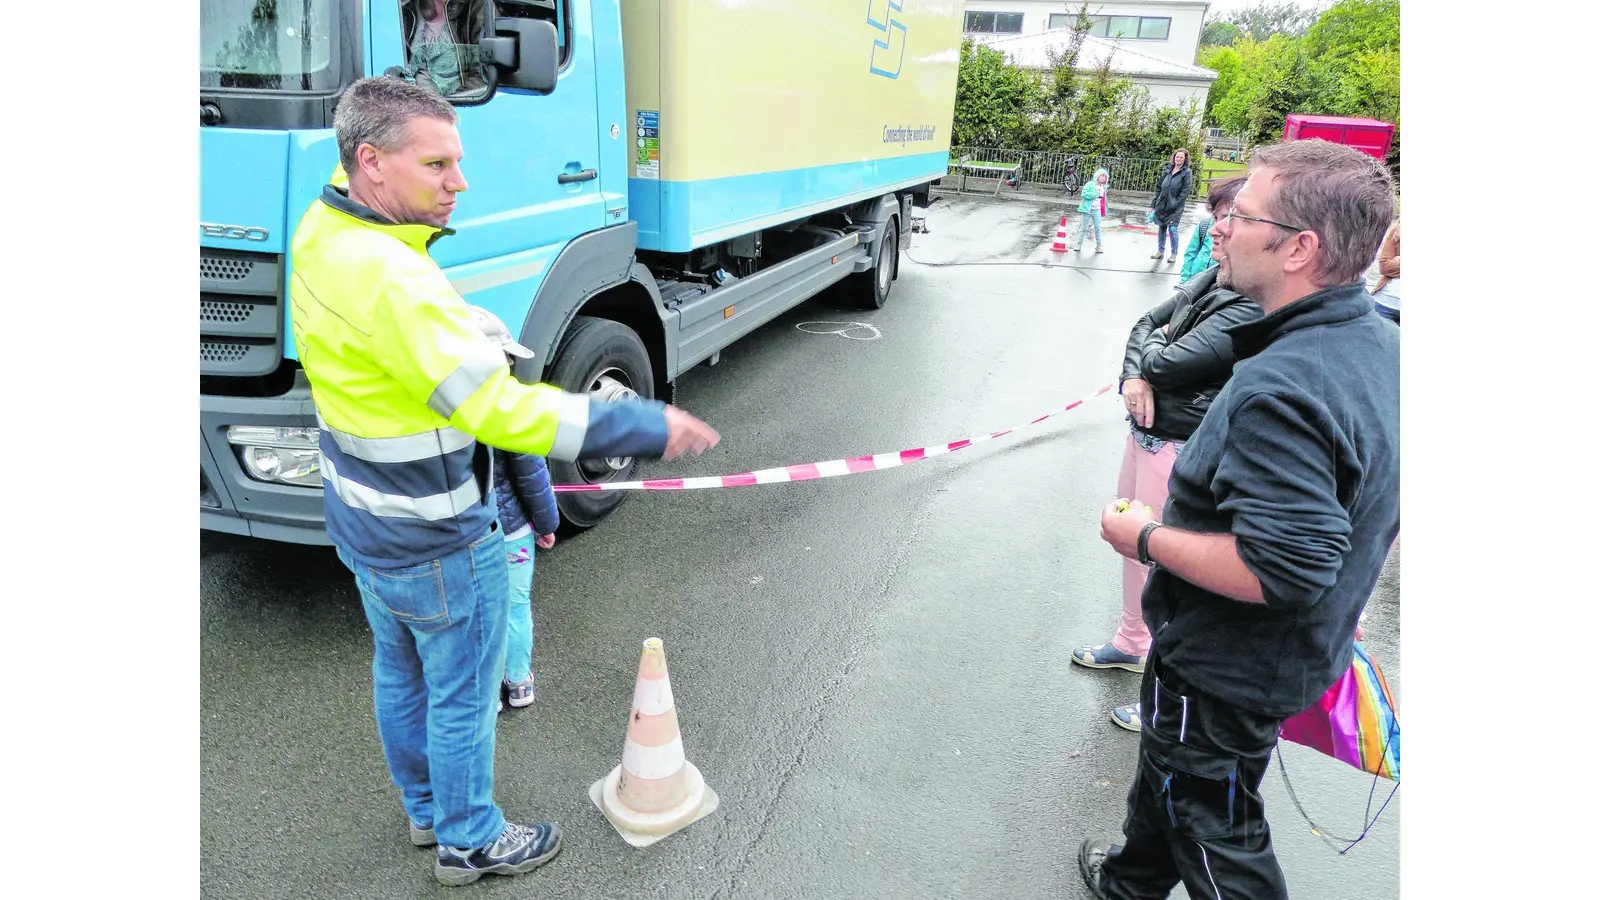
left=1078, top=837, right=1118, bottom=900
left=435, top=822, right=563, bottom=887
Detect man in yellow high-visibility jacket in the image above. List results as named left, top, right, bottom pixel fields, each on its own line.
left=289, top=76, right=719, bottom=887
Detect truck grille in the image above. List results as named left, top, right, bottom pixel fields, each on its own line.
left=201, top=248, right=282, bottom=377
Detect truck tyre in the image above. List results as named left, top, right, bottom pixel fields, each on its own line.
left=848, top=217, right=898, bottom=310
left=543, top=316, right=654, bottom=529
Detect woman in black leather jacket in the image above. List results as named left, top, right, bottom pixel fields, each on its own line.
left=1070, top=177, right=1258, bottom=733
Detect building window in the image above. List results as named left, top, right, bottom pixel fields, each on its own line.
left=1078, top=14, right=1171, bottom=40
left=964, top=11, right=1025, bottom=34
left=1047, top=13, right=1081, bottom=30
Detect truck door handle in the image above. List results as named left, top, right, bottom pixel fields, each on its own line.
left=558, top=169, right=598, bottom=184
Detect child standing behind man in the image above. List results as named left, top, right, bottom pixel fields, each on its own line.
left=1071, top=168, right=1111, bottom=253
left=472, top=308, right=561, bottom=711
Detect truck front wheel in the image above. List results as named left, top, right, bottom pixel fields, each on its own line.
left=544, top=316, right=654, bottom=529
left=847, top=217, right=898, bottom=310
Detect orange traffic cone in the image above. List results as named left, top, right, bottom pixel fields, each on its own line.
left=1050, top=216, right=1071, bottom=253
left=589, top=638, right=719, bottom=847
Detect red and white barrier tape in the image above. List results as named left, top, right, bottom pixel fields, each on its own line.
left=553, top=383, right=1116, bottom=492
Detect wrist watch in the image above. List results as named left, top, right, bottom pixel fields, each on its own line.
left=1137, top=521, right=1163, bottom=566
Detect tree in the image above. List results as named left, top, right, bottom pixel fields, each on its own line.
left=1200, top=20, right=1245, bottom=48
left=1197, top=46, right=1243, bottom=121
left=1223, top=1, right=1323, bottom=41
left=1202, top=0, right=1398, bottom=169
left=1303, top=0, right=1399, bottom=62
left=951, top=40, right=1042, bottom=148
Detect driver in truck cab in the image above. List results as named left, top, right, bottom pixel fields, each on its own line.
left=288, top=76, right=720, bottom=886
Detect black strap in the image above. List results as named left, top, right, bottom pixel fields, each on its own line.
left=1137, top=521, right=1163, bottom=566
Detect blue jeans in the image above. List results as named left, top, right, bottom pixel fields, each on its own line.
left=1157, top=222, right=1181, bottom=256
left=338, top=526, right=509, bottom=851
left=1075, top=211, right=1102, bottom=247
left=503, top=534, right=537, bottom=684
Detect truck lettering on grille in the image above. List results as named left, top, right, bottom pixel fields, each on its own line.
left=200, top=223, right=270, bottom=242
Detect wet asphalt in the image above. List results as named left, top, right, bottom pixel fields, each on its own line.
left=200, top=192, right=1401, bottom=900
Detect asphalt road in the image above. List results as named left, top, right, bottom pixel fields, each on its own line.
left=200, top=192, right=1401, bottom=900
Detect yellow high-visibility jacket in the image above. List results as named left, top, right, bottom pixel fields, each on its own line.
left=289, top=184, right=667, bottom=567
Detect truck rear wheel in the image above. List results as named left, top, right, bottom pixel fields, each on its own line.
left=847, top=217, right=898, bottom=310
left=544, top=316, right=654, bottom=529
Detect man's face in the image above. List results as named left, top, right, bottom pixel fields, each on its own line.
left=362, top=115, right=468, bottom=228
left=1211, top=170, right=1283, bottom=299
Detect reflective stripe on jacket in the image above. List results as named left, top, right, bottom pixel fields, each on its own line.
left=289, top=185, right=667, bottom=567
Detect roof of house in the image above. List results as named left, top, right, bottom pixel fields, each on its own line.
left=974, top=29, right=1218, bottom=82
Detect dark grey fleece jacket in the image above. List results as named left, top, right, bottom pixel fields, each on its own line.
left=1144, top=281, right=1401, bottom=718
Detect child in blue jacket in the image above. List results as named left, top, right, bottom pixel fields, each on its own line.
left=472, top=307, right=561, bottom=710
left=493, top=444, right=559, bottom=709
left=1071, top=168, right=1111, bottom=253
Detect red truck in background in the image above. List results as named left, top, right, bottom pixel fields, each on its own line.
left=1283, top=114, right=1395, bottom=160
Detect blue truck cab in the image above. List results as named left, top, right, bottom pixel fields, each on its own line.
left=199, top=0, right=961, bottom=543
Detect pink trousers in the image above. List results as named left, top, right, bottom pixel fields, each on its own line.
left=1111, top=433, right=1180, bottom=656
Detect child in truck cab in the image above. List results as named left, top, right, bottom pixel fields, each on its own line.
left=472, top=308, right=561, bottom=711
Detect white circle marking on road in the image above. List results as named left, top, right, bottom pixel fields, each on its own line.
left=796, top=321, right=883, bottom=342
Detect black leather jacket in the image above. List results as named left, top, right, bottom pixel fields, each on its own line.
left=1119, top=268, right=1262, bottom=442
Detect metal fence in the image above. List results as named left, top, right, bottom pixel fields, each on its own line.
left=945, top=147, right=1212, bottom=200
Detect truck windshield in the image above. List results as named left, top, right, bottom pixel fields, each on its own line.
left=201, top=0, right=340, bottom=92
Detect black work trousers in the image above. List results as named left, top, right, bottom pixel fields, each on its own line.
left=1098, top=655, right=1290, bottom=900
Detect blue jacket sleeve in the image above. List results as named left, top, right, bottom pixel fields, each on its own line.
left=507, top=452, right=560, bottom=536
left=578, top=397, right=670, bottom=460
left=1211, top=390, right=1352, bottom=609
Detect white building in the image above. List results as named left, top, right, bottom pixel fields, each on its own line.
left=962, top=1, right=1216, bottom=111
left=962, top=0, right=1212, bottom=67
left=976, top=30, right=1216, bottom=111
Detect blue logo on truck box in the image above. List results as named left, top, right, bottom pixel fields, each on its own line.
left=866, top=0, right=907, bottom=79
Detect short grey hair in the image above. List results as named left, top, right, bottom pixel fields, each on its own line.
left=333, top=76, right=459, bottom=174
left=1248, top=140, right=1396, bottom=286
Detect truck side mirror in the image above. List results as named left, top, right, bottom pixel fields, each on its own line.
left=481, top=18, right=559, bottom=95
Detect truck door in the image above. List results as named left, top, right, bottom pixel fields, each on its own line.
left=374, top=1, right=606, bottom=270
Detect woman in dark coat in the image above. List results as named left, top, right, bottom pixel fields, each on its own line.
left=1149, top=148, right=1194, bottom=266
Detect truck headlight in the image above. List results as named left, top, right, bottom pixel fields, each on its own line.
left=226, top=426, right=322, bottom=487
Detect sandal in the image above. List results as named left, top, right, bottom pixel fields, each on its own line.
left=1070, top=642, right=1147, bottom=673
left=1110, top=702, right=1142, bottom=732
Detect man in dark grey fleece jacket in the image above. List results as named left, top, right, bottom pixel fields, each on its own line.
left=1077, top=140, right=1400, bottom=900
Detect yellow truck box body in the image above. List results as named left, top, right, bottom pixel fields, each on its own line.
left=623, top=0, right=962, bottom=252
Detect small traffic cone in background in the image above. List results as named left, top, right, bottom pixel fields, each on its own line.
left=590, top=638, right=719, bottom=847
left=1050, top=216, right=1071, bottom=253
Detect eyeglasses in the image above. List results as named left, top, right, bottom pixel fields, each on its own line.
left=1221, top=208, right=1308, bottom=234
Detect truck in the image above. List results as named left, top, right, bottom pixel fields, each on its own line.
left=1282, top=114, right=1396, bottom=161
left=200, top=0, right=962, bottom=543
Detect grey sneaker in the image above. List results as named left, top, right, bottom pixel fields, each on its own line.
left=506, top=677, right=536, bottom=709
left=435, top=821, right=563, bottom=887
left=411, top=822, right=436, bottom=847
